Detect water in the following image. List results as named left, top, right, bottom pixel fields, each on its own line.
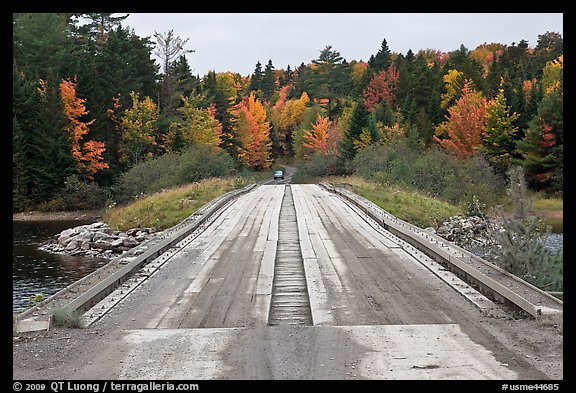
left=12, top=219, right=109, bottom=314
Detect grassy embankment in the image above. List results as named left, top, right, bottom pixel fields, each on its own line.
left=308, top=175, right=563, bottom=232
left=103, top=171, right=562, bottom=234
left=103, top=177, right=253, bottom=231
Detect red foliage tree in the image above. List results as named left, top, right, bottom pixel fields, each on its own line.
left=363, top=64, right=400, bottom=112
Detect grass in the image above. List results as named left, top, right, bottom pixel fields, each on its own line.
left=324, top=175, right=464, bottom=229
left=103, top=177, right=253, bottom=231
left=51, top=308, right=83, bottom=328
left=530, top=193, right=563, bottom=233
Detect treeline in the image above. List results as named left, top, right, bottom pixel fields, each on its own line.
left=13, top=13, right=563, bottom=211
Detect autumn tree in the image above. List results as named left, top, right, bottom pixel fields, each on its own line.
left=232, top=92, right=272, bottom=170
left=434, top=80, right=487, bottom=158
left=440, top=69, right=465, bottom=109
left=270, top=91, right=310, bottom=157
left=516, top=56, right=563, bottom=191
left=363, top=63, right=400, bottom=112
left=14, top=73, right=75, bottom=206
left=60, top=76, right=108, bottom=180
left=165, top=96, right=222, bottom=152
left=120, top=91, right=158, bottom=166
left=302, top=114, right=340, bottom=158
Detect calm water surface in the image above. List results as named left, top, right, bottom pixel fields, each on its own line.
left=13, top=219, right=109, bottom=313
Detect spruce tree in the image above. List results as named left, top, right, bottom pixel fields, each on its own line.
left=339, top=101, right=376, bottom=160
left=369, top=38, right=391, bottom=72
left=249, top=61, right=263, bottom=93
left=262, top=59, right=276, bottom=100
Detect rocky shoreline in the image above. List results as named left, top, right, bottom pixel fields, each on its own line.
left=39, top=221, right=159, bottom=259
left=433, top=214, right=563, bottom=260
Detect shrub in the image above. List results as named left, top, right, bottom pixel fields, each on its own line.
left=37, top=175, right=108, bottom=211
left=352, top=143, right=505, bottom=207
left=51, top=308, right=83, bottom=328
left=298, top=153, right=340, bottom=178
left=113, top=145, right=235, bottom=204
left=60, top=175, right=108, bottom=210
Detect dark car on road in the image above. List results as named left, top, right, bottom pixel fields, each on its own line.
left=274, top=170, right=284, bottom=180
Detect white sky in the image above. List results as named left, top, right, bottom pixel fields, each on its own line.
left=122, top=13, right=564, bottom=77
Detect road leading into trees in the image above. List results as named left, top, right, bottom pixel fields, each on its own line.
left=13, top=184, right=562, bottom=380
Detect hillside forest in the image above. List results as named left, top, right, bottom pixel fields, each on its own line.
left=13, top=13, right=563, bottom=211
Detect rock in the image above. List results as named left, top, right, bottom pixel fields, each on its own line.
left=122, top=237, right=139, bottom=248
left=110, top=239, right=124, bottom=248
left=42, top=221, right=159, bottom=260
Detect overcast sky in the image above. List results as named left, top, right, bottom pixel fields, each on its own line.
left=122, top=13, right=563, bottom=77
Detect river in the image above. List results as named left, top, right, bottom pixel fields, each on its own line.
left=12, top=218, right=109, bottom=314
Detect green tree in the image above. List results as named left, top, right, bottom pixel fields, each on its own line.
left=67, top=25, right=159, bottom=184
left=13, top=13, right=72, bottom=79
left=262, top=59, right=276, bottom=101
left=71, top=13, right=129, bottom=44
left=310, top=46, right=352, bottom=115
left=249, top=61, right=263, bottom=94
left=368, top=38, right=391, bottom=72
left=339, top=101, right=377, bottom=160
left=515, top=88, right=563, bottom=191
left=13, top=73, right=75, bottom=207
left=480, top=84, right=519, bottom=174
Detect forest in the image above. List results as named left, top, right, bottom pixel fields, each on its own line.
left=13, top=13, right=563, bottom=212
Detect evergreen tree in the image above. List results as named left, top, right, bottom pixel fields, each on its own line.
left=71, top=13, right=129, bottom=44
left=71, top=25, right=159, bottom=184
left=516, top=88, right=562, bottom=192
left=13, top=13, right=72, bottom=80
left=310, top=46, right=352, bottom=114
left=368, top=38, right=391, bottom=72
left=249, top=61, right=263, bottom=93
left=262, top=59, right=276, bottom=101
left=154, top=30, right=195, bottom=116
left=279, top=64, right=293, bottom=87
left=339, top=101, right=377, bottom=160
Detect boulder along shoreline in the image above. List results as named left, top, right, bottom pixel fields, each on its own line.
left=39, top=221, right=159, bottom=259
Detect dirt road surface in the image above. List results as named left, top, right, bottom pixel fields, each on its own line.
left=12, top=184, right=563, bottom=380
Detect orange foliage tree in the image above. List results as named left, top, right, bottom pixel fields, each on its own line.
left=60, top=76, right=108, bottom=179
left=232, top=92, right=272, bottom=170
left=434, top=80, right=488, bottom=158
left=302, top=114, right=340, bottom=158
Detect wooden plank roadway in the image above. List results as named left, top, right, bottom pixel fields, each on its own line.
left=14, top=184, right=561, bottom=380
